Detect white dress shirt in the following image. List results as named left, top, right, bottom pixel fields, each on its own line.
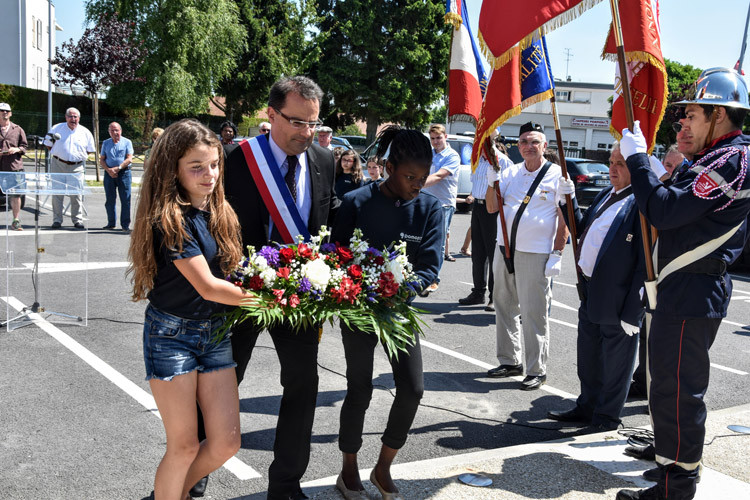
left=44, top=123, right=96, bottom=162
left=268, top=134, right=312, bottom=234
left=472, top=152, right=513, bottom=199
left=577, top=186, right=633, bottom=277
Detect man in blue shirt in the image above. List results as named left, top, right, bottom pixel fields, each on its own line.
left=99, top=122, right=134, bottom=231
left=421, top=124, right=460, bottom=295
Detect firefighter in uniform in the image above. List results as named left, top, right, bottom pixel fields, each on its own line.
left=616, top=68, right=750, bottom=500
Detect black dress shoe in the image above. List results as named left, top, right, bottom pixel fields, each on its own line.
left=643, top=466, right=660, bottom=482
left=628, top=382, right=648, bottom=400
left=624, top=443, right=656, bottom=461
left=487, top=364, right=523, bottom=378
left=51, top=222, right=62, bottom=229
left=485, top=301, right=495, bottom=312
left=459, top=292, right=485, bottom=305
left=580, top=421, right=620, bottom=433
left=189, top=475, right=209, bottom=497
left=102, top=225, right=115, bottom=230
left=73, top=222, right=85, bottom=229
left=520, top=374, right=546, bottom=390
left=289, top=492, right=310, bottom=500
left=547, top=407, right=590, bottom=423
left=616, top=485, right=664, bottom=499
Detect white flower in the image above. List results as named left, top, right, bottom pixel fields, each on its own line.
left=301, top=257, right=331, bottom=289
left=330, top=268, right=345, bottom=285
left=252, top=254, right=269, bottom=270
left=260, top=268, right=277, bottom=287
left=385, top=259, right=405, bottom=284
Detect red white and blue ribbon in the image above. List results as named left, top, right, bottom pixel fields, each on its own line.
left=239, top=135, right=311, bottom=243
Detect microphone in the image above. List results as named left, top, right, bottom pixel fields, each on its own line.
left=45, top=132, right=61, bottom=143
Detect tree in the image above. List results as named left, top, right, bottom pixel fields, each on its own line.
left=655, top=59, right=703, bottom=149
left=314, top=0, right=450, bottom=142
left=52, top=13, right=144, bottom=181
left=85, top=0, right=246, bottom=116
left=212, top=0, right=322, bottom=121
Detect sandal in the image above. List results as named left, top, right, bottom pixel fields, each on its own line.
left=444, top=254, right=456, bottom=262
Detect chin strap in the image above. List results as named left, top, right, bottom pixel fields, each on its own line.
left=704, top=106, right=719, bottom=150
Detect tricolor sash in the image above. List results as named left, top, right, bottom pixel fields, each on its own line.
left=239, top=135, right=311, bottom=244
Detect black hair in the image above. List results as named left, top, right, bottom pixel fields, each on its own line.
left=375, top=125, right=432, bottom=169
left=268, top=76, right=323, bottom=110
left=219, top=120, right=238, bottom=136
left=699, top=104, right=748, bottom=129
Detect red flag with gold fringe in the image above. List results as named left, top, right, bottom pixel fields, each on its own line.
left=603, top=0, right=667, bottom=152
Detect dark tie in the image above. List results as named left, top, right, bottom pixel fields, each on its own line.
left=285, top=155, right=298, bottom=202
left=575, top=186, right=633, bottom=265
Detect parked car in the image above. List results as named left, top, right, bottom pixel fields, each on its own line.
left=339, top=135, right=368, bottom=153
left=314, top=136, right=353, bottom=150
left=455, top=135, right=522, bottom=212
left=563, top=158, right=611, bottom=207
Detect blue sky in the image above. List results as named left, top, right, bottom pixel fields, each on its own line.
left=54, top=0, right=750, bottom=84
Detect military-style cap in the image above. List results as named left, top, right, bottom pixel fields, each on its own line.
left=519, top=122, right=544, bottom=135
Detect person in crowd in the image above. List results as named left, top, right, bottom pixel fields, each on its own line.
left=99, top=122, right=134, bottom=232
left=543, top=148, right=560, bottom=164
left=317, top=126, right=334, bottom=149
left=547, top=142, right=645, bottom=432
left=44, top=107, right=96, bottom=229
left=259, top=121, right=272, bottom=134
left=331, top=126, right=443, bottom=500
left=420, top=123, right=460, bottom=295
left=662, top=144, right=688, bottom=180
left=484, top=122, right=572, bottom=391
left=144, top=127, right=164, bottom=170
left=128, top=119, right=251, bottom=500
left=459, top=227, right=471, bottom=256
left=219, top=120, right=239, bottom=157
left=616, top=67, right=750, bottom=500
left=333, top=146, right=345, bottom=164
left=459, top=132, right=513, bottom=312
left=0, top=102, right=28, bottom=230
left=193, top=76, right=339, bottom=500
left=335, top=149, right=364, bottom=198
left=364, top=156, right=384, bottom=184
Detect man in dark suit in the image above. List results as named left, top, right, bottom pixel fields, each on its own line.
left=547, top=143, right=646, bottom=431
left=194, top=76, right=338, bottom=500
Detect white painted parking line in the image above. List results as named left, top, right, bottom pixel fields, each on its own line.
left=552, top=280, right=577, bottom=288
left=710, top=363, right=749, bottom=376
left=552, top=299, right=578, bottom=312
left=420, top=339, right=576, bottom=399
left=550, top=317, right=578, bottom=329
left=458, top=281, right=473, bottom=287
left=1, top=296, right=261, bottom=480
left=723, top=319, right=748, bottom=327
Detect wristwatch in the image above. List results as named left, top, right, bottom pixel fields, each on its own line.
left=551, top=250, right=562, bottom=256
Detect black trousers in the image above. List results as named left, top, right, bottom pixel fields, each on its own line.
left=197, top=319, right=320, bottom=499
left=648, top=315, right=721, bottom=500
left=338, top=326, right=423, bottom=453
left=470, top=200, right=497, bottom=295
left=631, top=322, right=648, bottom=393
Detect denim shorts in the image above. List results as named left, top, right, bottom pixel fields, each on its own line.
left=143, top=304, right=236, bottom=381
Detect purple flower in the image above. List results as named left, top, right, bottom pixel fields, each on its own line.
left=389, top=251, right=399, bottom=261
left=258, top=246, right=280, bottom=267
left=297, top=277, right=312, bottom=293
left=320, top=242, right=337, bottom=253
left=367, top=247, right=382, bottom=257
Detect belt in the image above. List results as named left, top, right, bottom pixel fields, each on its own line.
left=53, top=155, right=83, bottom=165
left=658, top=257, right=727, bottom=276
left=474, top=198, right=485, bottom=205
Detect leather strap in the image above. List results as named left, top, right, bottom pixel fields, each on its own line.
left=509, top=161, right=552, bottom=261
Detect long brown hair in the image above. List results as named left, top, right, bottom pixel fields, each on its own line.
left=336, top=149, right=363, bottom=184
left=128, top=119, right=242, bottom=301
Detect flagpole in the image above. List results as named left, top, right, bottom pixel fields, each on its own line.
left=608, top=0, right=657, bottom=287
left=738, top=2, right=750, bottom=72
left=549, top=96, right=579, bottom=260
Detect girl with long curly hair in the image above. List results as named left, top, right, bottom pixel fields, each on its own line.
left=128, top=118, right=252, bottom=500
left=334, top=149, right=364, bottom=198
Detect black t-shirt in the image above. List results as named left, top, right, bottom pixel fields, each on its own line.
left=147, top=208, right=225, bottom=319
left=335, top=172, right=362, bottom=199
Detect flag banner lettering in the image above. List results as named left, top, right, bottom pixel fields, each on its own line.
left=446, top=0, right=487, bottom=124
left=603, top=0, right=667, bottom=153
left=479, top=0, right=603, bottom=70
left=471, top=34, right=555, bottom=169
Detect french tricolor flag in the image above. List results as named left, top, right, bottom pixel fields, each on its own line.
left=445, top=0, right=487, bottom=125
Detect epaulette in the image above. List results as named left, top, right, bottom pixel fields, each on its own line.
left=689, top=145, right=750, bottom=211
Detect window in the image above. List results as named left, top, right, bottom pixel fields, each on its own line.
left=573, top=91, right=591, bottom=103
left=31, top=64, right=36, bottom=86
left=37, top=67, right=43, bottom=89
left=569, top=141, right=579, bottom=147
left=37, top=19, right=43, bottom=50
left=555, top=90, right=570, bottom=101
left=32, top=16, right=36, bottom=48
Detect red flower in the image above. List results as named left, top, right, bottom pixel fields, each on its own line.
left=331, top=277, right=362, bottom=304
left=247, top=275, right=264, bottom=291
left=347, top=264, right=363, bottom=279
left=298, top=243, right=312, bottom=259
left=377, top=272, right=400, bottom=298
left=288, top=294, right=300, bottom=308
left=374, top=256, right=385, bottom=266
left=279, top=247, right=295, bottom=263
left=336, top=246, right=354, bottom=264
left=272, top=289, right=285, bottom=302
left=277, top=267, right=291, bottom=279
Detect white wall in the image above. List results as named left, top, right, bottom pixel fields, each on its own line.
left=0, top=0, right=56, bottom=89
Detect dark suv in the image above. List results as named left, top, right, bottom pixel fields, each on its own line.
left=563, top=158, right=611, bottom=207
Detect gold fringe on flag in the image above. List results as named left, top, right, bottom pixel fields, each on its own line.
left=444, top=12, right=463, bottom=30
left=471, top=105, right=522, bottom=172
left=448, top=113, right=478, bottom=126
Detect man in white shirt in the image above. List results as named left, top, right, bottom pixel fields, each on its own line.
left=547, top=143, right=645, bottom=431
left=485, top=122, right=571, bottom=390
left=317, top=126, right=334, bottom=150
left=44, top=107, right=96, bottom=229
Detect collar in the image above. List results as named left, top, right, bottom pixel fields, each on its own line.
left=699, top=129, right=742, bottom=154
left=268, top=134, right=304, bottom=171
left=613, top=184, right=632, bottom=195
left=433, top=144, right=453, bottom=157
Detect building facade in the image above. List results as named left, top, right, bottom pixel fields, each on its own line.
left=1, top=0, right=61, bottom=91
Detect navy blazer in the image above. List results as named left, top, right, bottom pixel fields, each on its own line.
left=574, top=187, right=646, bottom=326
left=224, top=139, right=340, bottom=251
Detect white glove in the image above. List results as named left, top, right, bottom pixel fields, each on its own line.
left=648, top=155, right=669, bottom=180
left=620, top=120, right=647, bottom=159
left=545, top=252, right=562, bottom=277
left=555, top=177, right=576, bottom=205
left=486, top=165, right=500, bottom=185
left=621, top=321, right=639, bottom=336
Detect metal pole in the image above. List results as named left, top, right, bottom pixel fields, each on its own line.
left=608, top=0, right=657, bottom=285
left=738, top=2, right=750, bottom=72
left=47, top=0, right=52, bottom=133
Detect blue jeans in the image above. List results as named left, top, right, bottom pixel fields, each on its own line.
left=436, top=205, right=455, bottom=282
left=103, top=168, right=131, bottom=229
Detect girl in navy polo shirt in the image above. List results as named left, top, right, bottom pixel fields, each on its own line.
left=332, top=126, right=443, bottom=500
left=334, top=149, right=364, bottom=198
left=128, top=119, right=252, bottom=500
